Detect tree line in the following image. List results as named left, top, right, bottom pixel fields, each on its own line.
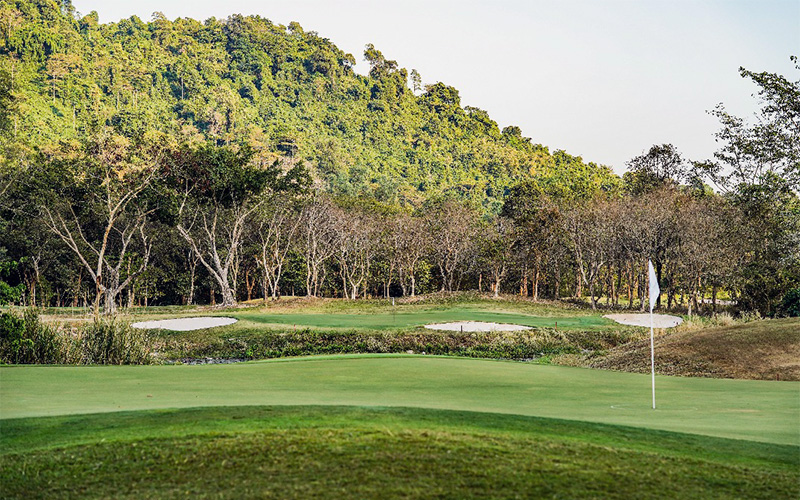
left=1, top=131, right=796, bottom=317
left=0, top=2, right=797, bottom=317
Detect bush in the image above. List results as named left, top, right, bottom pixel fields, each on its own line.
left=0, top=309, right=68, bottom=364
left=778, top=288, right=800, bottom=317
left=79, top=320, right=152, bottom=365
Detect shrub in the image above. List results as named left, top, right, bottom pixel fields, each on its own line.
left=80, top=320, right=152, bottom=365
left=778, top=288, right=800, bottom=317
left=0, top=309, right=68, bottom=364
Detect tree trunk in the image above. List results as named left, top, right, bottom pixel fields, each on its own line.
left=712, top=285, right=717, bottom=314
left=520, top=272, right=527, bottom=297
left=188, top=263, right=196, bottom=305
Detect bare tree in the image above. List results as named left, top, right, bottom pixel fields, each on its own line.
left=41, top=133, right=159, bottom=316
left=172, top=144, right=304, bottom=307
left=481, top=216, right=516, bottom=298
left=395, top=214, right=427, bottom=297
left=672, top=196, right=739, bottom=315
left=564, top=200, right=610, bottom=309
left=177, top=194, right=256, bottom=307
left=254, top=197, right=301, bottom=300
left=332, top=207, right=378, bottom=299
left=426, top=201, right=478, bottom=292
left=299, top=194, right=337, bottom=297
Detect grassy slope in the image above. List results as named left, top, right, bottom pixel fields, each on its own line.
left=589, top=318, right=800, bottom=381
left=1, top=406, right=796, bottom=499
left=2, top=356, right=797, bottom=445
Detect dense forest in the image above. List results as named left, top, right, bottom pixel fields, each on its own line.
left=0, top=0, right=618, bottom=208
left=0, top=0, right=798, bottom=317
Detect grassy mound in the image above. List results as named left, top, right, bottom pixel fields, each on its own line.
left=589, top=318, right=800, bottom=380
left=2, top=406, right=797, bottom=499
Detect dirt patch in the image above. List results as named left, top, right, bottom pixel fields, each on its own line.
left=424, top=321, right=531, bottom=332
left=131, top=317, right=238, bottom=331
left=604, top=313, right=683, bottom=328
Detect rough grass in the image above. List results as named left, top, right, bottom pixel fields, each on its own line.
left=586, top=318, right=800, bottom=380
left=151, top=326, right=642, bottom=361
left=1, top=406, right=797, bottom=499
left=128, top=297, right=639, bottom=361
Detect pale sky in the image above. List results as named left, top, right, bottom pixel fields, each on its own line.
left=73, top=0, right=799, bottom=173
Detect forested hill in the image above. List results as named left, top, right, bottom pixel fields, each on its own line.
left=0, top=0, right=618, bottom=210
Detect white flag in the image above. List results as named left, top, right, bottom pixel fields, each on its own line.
left=648, top=260, right=660, bottom=312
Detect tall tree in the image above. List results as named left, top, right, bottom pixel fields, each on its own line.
left=40, top=132, right=164, bottom=315
left=694, top=57, right=800, bottom=314
left=253, top=195, right=302, bottom=300
left=171, top=143, right=307, bottom=307
left=425, top=201, right=479, bottom=292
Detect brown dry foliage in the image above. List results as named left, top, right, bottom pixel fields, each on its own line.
left=588, top=318, right=800, bottom=381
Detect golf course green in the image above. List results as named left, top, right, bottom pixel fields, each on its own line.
left=2, top=355, right=796, bottom=445
left=231, top=308, right=610, bottom=330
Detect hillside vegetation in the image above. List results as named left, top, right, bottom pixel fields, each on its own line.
left=587, top=318, right=800, bottom=381
left=0, top=0, right=616, bottom=208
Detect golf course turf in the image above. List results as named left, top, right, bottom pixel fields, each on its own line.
left=2, top=356, right=797, bottom=444
left=3, top=300, right=799, bottom=498
left=1, top=406, right=797, bottom=499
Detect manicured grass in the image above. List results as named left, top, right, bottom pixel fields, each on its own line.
left=2, top=356, right=797, bottom=444
left=1, top=406, right=796, bottom=499
left=232, top=307, right=610, bottom=331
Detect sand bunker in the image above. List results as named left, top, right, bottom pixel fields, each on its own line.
left=424, top=321, right=531, bottom=332
left=603, top=313, right=683, bottom=328
left=131, top=317, right=238, bottom=331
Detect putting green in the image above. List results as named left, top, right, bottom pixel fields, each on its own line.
left=1, top=356, right=796, bottom=445
left=233, top=308, right=609, bottom=330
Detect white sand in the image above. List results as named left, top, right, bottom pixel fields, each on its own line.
left=424, top=321, right=531, bottom=332
left=131, top=317, right=238, bottom=331
left=603, top=313, right=683, bottom=328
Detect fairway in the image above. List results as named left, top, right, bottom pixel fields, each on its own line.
left=2, top=355, right=797, bottom=445
left=232, top=307, right=611, bottom=330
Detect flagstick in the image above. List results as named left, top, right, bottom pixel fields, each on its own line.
left=650, top=303, right=656, bottom=410
left=648, top=259, right=659, bottom=411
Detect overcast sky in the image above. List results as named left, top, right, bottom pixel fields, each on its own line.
left=73, top=0, right=798, bottom=172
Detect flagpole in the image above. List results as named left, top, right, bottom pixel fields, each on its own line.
left=650, top=302, right=655, bottom=410
left=648, top=259, right=657, bottom=410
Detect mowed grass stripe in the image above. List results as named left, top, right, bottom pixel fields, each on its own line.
left=2, top=356, right=796, bottom=445
left=232, top=307, right=611, bottom=330
left=2, top=407, right=797, bottom=499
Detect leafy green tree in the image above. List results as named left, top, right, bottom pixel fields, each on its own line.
left=694, top=57, right=800, bottom=315
left=624, top=144, right=687, bottom=194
